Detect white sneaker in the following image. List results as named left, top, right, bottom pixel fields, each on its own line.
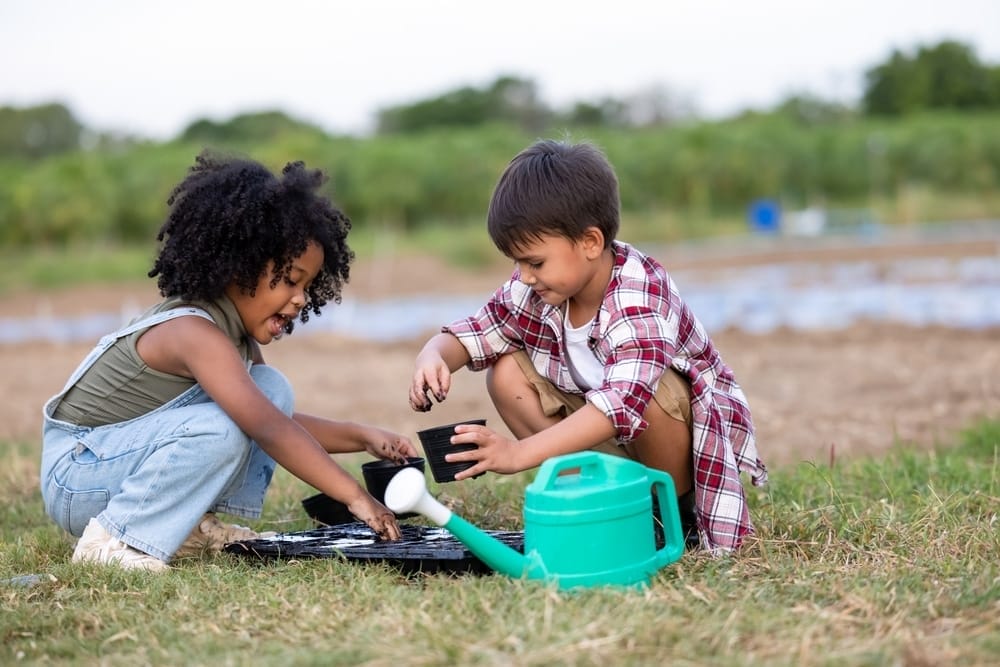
left=72, top=518, right=169, bottom=572
left=174, top=513, right=273, bottom=558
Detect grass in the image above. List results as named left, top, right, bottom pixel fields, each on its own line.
left=2, top=421, right=998, bottom=666
left=0, top=243, right=155, bottom=296
left=7, top=192, right=996, bottom=297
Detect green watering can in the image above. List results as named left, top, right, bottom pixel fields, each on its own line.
left=384, top=451, right=685, bottom=590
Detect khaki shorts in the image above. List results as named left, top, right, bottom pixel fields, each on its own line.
left=511, top=350, right=692, bottom=458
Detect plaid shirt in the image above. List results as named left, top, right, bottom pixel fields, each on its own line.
left=444, top=241, right=767, bottom=552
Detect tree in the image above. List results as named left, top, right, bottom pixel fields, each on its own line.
left=621, top=84, right=698, bottom=127
left=0, top=103, right=83, bottom=159
left=771, top=94, right=855, bottom=125
left=179, top=110, right=325, bottom=144
left=376, top=75, right=550, bottom=134
left=919, top=41, right=996, bottom=109
left=863, top=40, right=1000, bottom=115
left=564, top=98, right=630, bottom=128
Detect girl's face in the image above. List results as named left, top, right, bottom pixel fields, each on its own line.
left=225, top=241, right=325, bottom=345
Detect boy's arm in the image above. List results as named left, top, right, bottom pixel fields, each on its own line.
left=450, top=403, right=617, bottom=478
left=410, top=332, right=471, bottom=410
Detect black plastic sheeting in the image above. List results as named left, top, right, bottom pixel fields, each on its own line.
left=224, top=522, right=524, bottom=575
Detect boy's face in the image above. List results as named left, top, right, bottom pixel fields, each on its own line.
left=509, top=231, right=605, bottom=307
left=225, top=241, right=325, bottom=345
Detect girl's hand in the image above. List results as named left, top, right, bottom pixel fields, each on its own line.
left=347, top=492, right=403, bottom=540
left=446, top=423, right=526, bottom=480
left=360, top=426, right=419, bottom=463
left=409, top=352, right=451, bottom=412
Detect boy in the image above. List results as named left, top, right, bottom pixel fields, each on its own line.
left=408, top=139, right=767, bottom=552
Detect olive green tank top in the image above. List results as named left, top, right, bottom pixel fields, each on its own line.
left=51, top=295, right=252, bottom=427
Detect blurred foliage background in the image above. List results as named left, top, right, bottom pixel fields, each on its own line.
left=1, top=39, right=998, bottom=251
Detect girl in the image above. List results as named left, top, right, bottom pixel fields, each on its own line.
left=41, top=151, right=417, bottom=571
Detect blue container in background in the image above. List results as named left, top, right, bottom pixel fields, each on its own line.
left=748, top=198, right=781, bottom=233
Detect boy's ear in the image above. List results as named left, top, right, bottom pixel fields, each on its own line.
left=582, top=226, right=605, bottom=258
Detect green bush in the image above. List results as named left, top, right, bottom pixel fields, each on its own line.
left=1, top=111, right=998, bottom=248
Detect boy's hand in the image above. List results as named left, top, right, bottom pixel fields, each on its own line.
left=347, top=493, right=403, bottom=540
left=360, top=426, right=419, bottom=463
left=409, top=353, right=451, bottom=412
left=447, top=422, right=526, bottom=479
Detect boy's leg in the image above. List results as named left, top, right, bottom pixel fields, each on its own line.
left=486, top=352, right=564, bottom=439
left=624, top=369, right=697, bottom=548
left=488, top=351, right=698, bottom=546
left=486, top=351, right=628, bottom=458
left=622, top=368, right=694, bottom=496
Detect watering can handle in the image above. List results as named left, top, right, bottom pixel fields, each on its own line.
left=648, top=469, right=686, bottom=566
left=536, top=451, right=608, bottom=490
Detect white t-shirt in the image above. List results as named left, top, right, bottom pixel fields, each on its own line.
left=564, top=314, right=604, bottom=390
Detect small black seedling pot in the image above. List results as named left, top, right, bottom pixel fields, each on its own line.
left=361, top=457, right=426, bottom=518
left=417, top=419, right=487, bottom=483
left=302, top=457, right=426, bottom=524
left=301, top=492, right=355, bottom=526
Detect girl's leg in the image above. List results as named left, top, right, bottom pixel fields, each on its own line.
left=210, top=365, right=289, bottom=517
left=42, top=364, right=294, bottom=562
left=47, top=402, right=256, bottom=561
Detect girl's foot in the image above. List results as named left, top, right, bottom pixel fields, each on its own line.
left=174, top=513, right=274, bottom=557
left=72, top=519, right=169, bottom=572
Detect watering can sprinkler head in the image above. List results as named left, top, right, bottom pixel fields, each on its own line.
left=384, top=466, right=452, bottom=526
left=384, top=465, right=531, bottom=578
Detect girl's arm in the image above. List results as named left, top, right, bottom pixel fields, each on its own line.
left=137, top=316, right=402, bottom=538
left=293, top=413, right=419, bottom=462
left=243, top=333, right=417, bottom=461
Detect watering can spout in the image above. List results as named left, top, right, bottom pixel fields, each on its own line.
left=384, top=467, right=531, bottom=579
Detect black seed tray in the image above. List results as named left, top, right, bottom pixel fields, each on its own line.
left=224, top=522, right=524, bottom=575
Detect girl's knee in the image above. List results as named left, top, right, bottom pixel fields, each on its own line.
left=249, top=364, right=295, bottom=416
left=183, top=412, right=254, bottom=465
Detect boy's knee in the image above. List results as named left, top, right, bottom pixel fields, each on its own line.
left=249, top=364, right=295, bottom=416
left=486, top=353, right=523, bottom=390
left=487, top=353, right=537, bottom=409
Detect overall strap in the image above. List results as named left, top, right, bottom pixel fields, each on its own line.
left=54, top=307, right=215, bottom=396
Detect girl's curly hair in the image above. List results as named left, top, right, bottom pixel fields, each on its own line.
left=149, top=150, right=353, bottom=328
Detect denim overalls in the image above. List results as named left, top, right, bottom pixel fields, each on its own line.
left=41, top=307, right=291, bottom=562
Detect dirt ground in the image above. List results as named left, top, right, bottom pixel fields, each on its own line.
left=4, top=237, right=998, bottom=470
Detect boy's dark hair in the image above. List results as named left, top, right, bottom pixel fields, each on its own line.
left=487, top=139, right=620, bottom=256
left=149, top=150, right=353, bottom=329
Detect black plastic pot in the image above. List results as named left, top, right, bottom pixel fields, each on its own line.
left=361, top=457, right=426, bottom=518
left=417, top=419, right=486, bottom=483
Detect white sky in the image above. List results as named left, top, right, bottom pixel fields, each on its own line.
left=2, top=0, right=998, bottom=139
